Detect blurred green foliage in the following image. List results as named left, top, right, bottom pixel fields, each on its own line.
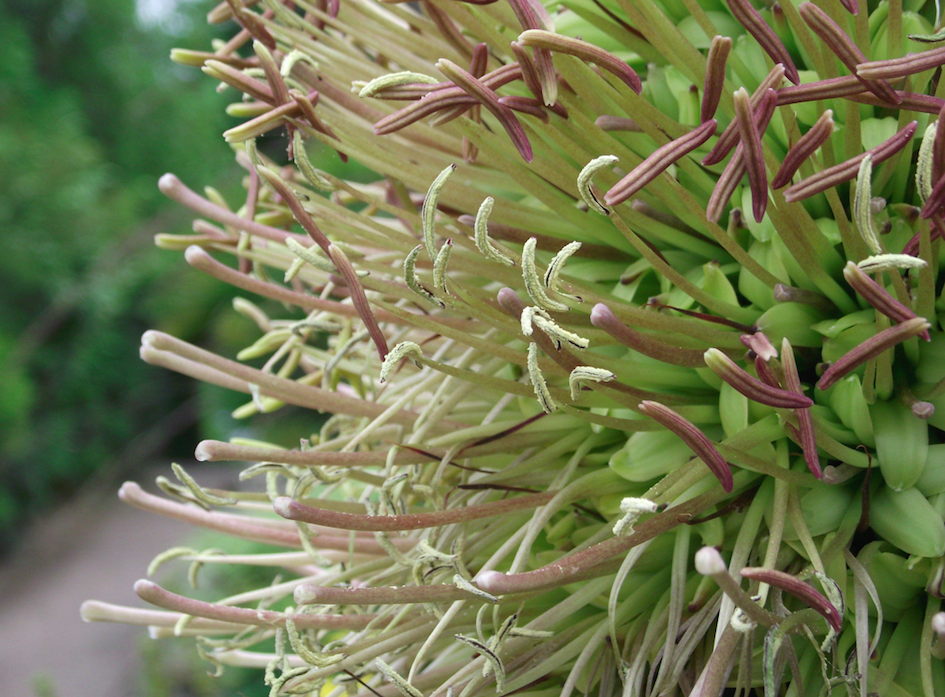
left=0, top=0, right=241, bottom=551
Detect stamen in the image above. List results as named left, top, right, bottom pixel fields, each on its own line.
left=780, top=339, right=821, bottom=479
left=916, top=121, right=937, bottom=203
left=702, top=36, right=732, bottom=123
left=328, top=244, right=389, bottom=361
left=694, top=547, right=780, bottom=626
left=799, top=2, right=901, bottom=104
left=816, top=317, right=932, bottom=390
left=286, top=237, right=342, bottom=275
left=783, top=122, right=917, bottom=202
left=522, top=238, right=571, bottom=312
left=854, top=155, right=883, bottom=254
left=843, top=90, right=945, bottom=114
left=739, top=567, right=843, bottom=633
left=284, top=618, right=344, bottom=668
left=517, top=30, right=642, bottom=94
left=934, top=105, right=945, bottom=184
left=528, top=342, right=557, bottom=413
left=577, top=155, right=619, bottom=215
left=741, top=332, right=778, bottom=361
left=422, top=164, right=455, bottom=260
left=474, top=197, right=516, bottom=266
left=595, top=115, right=641, bottom=132
left=375, top=658, right=424, bottom=697
left=589, top=303, right=707, bottom=367
left=497, top=95, right=551, bottom=121
left=171, top=462, right=237, bottom=507
left=568, top=366, right=615, bottom=401
left=294, top=582, right=479, bottom=606
left=253, top=41, right=290, bottom=106
left=274, top=489, right=557, bottom=531
left=521, top=305, right=589, bottom=349
left=733, top=88, right=767, bottom=222
left=857, top=254, right=928, bottom=272
left=222, top=94, right=319, bottom=142
left=203, top=60, right=276, bottom=104
left=373, top=65, right=523, bottom=135
left=612, top=497, right=659, bottom=536
left=293, top=90, right=343, bottom=160
left=604, top=119, right=718, bottom=206
left=195, top=440, right=404, bottom=467
left=255, top=165, right=331, bottom=252
left=224, top=0, right=275, bottom=48
left=436, top=59, right=533, bottom=162
left=134, top=579, right=378, bottom=629
left=510, top=41, right=544, bottom=101
left=725, top=0, right=799, bottom=84
left=703, top=65, right=785, bottom=166
left=856, top=45, right=945, bottom=80
left=920, top=173, right=945, bottom=220
left=454, top=634, right=507, bottom=691
left=508, top=0, right=558, bottom=105
left=544, top=241, right=583, bottom=298
left=842, top=262, right=929, bottom=338
left=292, top=131, right=333, bottom=192
left=706, top=89, right=777, bottom=222
left=771, top=110, right=834, bottom=189
left=380, top=341, right=423, bottom=384
left=80, top=600, right=241, bottom=631
left=638, top=401, right=734, bottom=492
left=358, top=71, right=440, bottom=98
left=432, top=238, right=453, bottom=291
left=775, top=76, right=862, bottom=105
left=404, top=244, right=443, bottom=307
left=704, top=348, right=814, bottom=408
left=454, top=574, right=499, bottom=604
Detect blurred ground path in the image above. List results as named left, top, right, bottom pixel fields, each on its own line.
left=0, top=465, right=238, bottom=697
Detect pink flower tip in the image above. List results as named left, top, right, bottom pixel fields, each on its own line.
left=134, top=579, right=157, bottom=596
left=695, top=546, right=727, bottom=576
left=474, top=570, right=506, bottom=592
left=294, top=583, right=320, bottom=605
left=184, top=245, right=210, bottom=265
left=140, top=330, right=160, bottom=348
left=79, top=601, right=99, bottom=622
left=158, top=173, right=180, bottom=194
left=272, top=496, right=294, bottom=519
left=194, top=441, right=212, bottom=461
left=118, top=481, right=141, bottom=502
left=589, top=303, right=614, bottom=327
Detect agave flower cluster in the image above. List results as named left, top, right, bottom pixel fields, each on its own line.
left=82, top=0, right=945, bottom=694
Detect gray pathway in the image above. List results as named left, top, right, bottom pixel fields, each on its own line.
left=0, top=466, right=238, bottom=697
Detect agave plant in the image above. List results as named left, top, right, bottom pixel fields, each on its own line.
left=82, top=0, right=945, bottom=694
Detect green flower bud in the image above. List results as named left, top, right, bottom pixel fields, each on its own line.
left=915, top=445, right=945, bottom=496
left=868, top=550, right=927, bottom=620
left=871, top=487, right=945, bottom=558
left=872, top=399, right=929, bottom=491
left=827, top=375, right=875, bottom=448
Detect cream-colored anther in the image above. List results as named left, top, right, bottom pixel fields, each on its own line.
left=380, top=341, right=423, bottom=383
left=474, top=197, right=515, bottom=266
left=422, top=165, right=456, bottom=260
left=527, top=342, right=556, bottom=413
left=522, top=237, right=570, bottom=312
left=578, top=155, right=619, bottom=214
left=568, top=366, right=614, bottom=401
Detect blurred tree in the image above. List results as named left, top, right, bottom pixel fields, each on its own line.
left=0, top=0, right=239, bottom=551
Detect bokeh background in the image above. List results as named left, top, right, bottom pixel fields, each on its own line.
left=0, top=1, right=314, bottom=694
